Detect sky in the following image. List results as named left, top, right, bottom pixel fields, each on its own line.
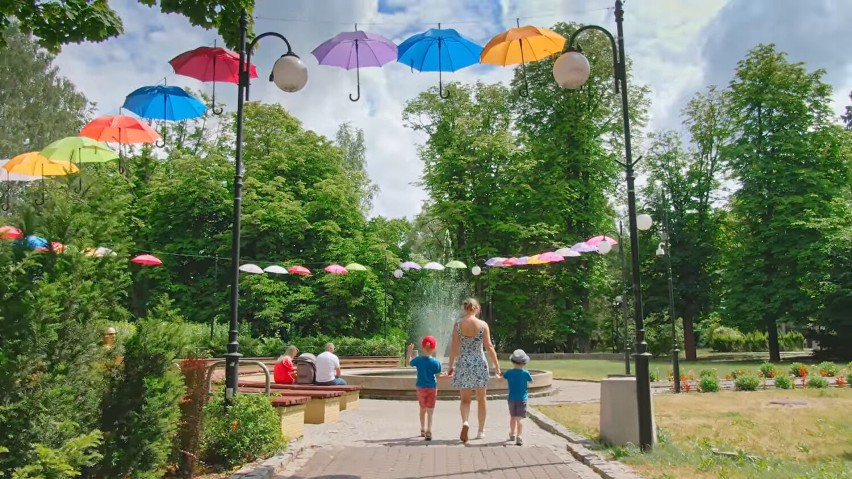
left=54, top=0, right=852, bottom=220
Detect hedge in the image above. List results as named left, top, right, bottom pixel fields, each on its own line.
left=707, top=326, right=804, bottom=353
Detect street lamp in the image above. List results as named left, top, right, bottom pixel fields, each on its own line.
left=225, top=10, right=308, bottom=408
left=656, top=183, right=681, bottom=393
left=553, top=0, right=655, bottom=450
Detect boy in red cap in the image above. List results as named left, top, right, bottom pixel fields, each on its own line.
left=406, top=336, right=443, bottom=440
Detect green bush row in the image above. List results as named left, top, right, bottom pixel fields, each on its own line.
left=706, top=326, right=804, bottom=353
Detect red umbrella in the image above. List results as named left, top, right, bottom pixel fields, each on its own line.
left=288, top=265, right=311, bottom=275
left=131, top=254, right=162, bottom=266
left=0, top=225, right=23, bottom=240
left=80, top=115, right=161, bottom=145
left=169, top=46, right=259, bottom=113
left=51, top=241, right=65, bottom=253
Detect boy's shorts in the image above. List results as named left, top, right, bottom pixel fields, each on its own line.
left=417, top=388, right=437, bottom=408
left=507, top=400, right=527, bottom=418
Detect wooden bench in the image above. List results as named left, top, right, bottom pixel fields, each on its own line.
left=241, top=381, right=362, bottom=411
left=242, top=387, right=343, bottom=425
left=269, top=395, right=310, bottom=440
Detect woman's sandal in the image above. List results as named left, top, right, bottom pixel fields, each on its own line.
left=460, top=422, right=469, bottom=443
left=420, top=430, right=425, bottom=437
left=425, top=431, right=432, bottom=441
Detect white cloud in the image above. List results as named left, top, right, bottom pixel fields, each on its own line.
left=54, top=0, right=851, bottom=220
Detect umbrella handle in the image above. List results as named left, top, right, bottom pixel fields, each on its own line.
left=212, top=106, right=224, bottom=115
left=349, top=41, right=361, bottom=102
left=0, top=190, right=8, bottom=211
left=519, top=38, right=530, bottom=98
left=438, top=39, right=450, bottom=100
left=155, top=138, right=166, bottom=148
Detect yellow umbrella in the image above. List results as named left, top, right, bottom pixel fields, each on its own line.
left=480, top=24, right=566, bottom=95
left=2, top=152, right=78, bottom=176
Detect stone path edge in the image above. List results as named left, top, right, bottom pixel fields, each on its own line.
left=527, top=407, right=646, bottom=479
left=228, top=438, right=305, bottom=479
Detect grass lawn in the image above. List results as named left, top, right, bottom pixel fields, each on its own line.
left=538, top=388, right=852, bottom=479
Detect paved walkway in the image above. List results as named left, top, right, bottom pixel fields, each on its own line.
left=276, top=393, right=602, bottom=479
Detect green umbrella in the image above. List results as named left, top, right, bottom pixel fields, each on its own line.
left=40, top=136, right=118, bottom=164
left=345, top=262, right=369, bottom=271
left=445, top=260, right=467, bottom=269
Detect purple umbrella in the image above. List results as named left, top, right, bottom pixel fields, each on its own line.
left=311, top=30, right=397, bottom=102
left=515, top=256, right=530, bottom=266
left=400, top=261, right=421, bottom=271
left=485, top=257, right=507, bottom=267
left=571, top=242, right=597, bottom=253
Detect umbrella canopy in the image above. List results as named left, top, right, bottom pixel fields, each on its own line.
left=325, top=264, right=349, bottom=274
left=539, top=251, right=565, bottom=263
left=85, top=246, right=117, bottom=257
left=423, top=261, right=445, bottom=271
left=345, top=262, right=369, bottom=272
left=14, top=235, right=49, bottom=250
left=515, top=256, right=530, bottom=266
left=571, top=242, right=598, bottom=253
left=238, top=263, right=264, bottom=274
left=445, top=260, right=467, bottom=269
left=397, top=28, right=483, bottom=98
left=527, top=254, right=548, bottom=265
left=288, top=265, right=311, bottom=275
left=40, top=137, right=118, bottom=164
left=312, top=30, right=397, bottom=102
left=586, top=235, right=619, bottom=246
left=263, top=265, right=289, bottom=275
left=122, top=85, right=207, bottom=122
left=400, top=261, right=421, bottom=271
left=51, top=241, right=65, bottom=253
left=503, top=257, right=519, bottom=266
left=80, top=115, right=161, bottom=144
left=0, top=160, right=39, bottom=182
left=485, top=257, right=507, bottom=266
left=481, top=24, right=565, bottom=95
left=3, top=152, right=78, bottom=176
left=554, top=247, right=581, bottom=258
left=169, top=46, right=258, bottom=83
left=0, top=225, right=23, bottom=240
left=132, top=254, right=163, bottom=266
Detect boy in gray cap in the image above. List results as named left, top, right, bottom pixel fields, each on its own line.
left=499, top=349, right=532, bottom=445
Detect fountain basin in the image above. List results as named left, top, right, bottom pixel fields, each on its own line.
left=341, top=368, right=554, bottom=400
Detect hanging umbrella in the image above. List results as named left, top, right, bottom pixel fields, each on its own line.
left=502, top=257, right=519, bottom=266
left=400, top=261, right=421, bottom=271
left=288, top=265, right=311, bottom=275
left=325, top=264, right=349, bottom=274
left=527, top=254, right=548, bottom=265
left=13, top=235, right=49, bottom=250
left=515, top=256, right=530, bottom=266
left=0, top=225, right=23, bottom=240
left=84, top=247, right=116, bottom=257
left=80, top=115, right=161, bottom=145
left=0, top=159, right=39, bottom=182
left=3, top=151, right=79, bottom=205
left=312, top=29, right=397, bottom=102
left=39, top=137, right=118, bottom=193
left=132, top=254, right=163, bottom=266
left=554, top=247, right=581, bottom=258
left=571, top=242, right=598, bottom=253
left=238, top=263, right=264, bottom=274
left=263, top=265, right=289, bottom=275
left=122, top=85, right=207, bottom=146
left=480, top=22, right=565, bottom=96
left=539, top=251, right=565, bottom=263
left=485, top=257, right=507, bottom=267
left=423, top=261, right=445, bottom=271
left=169, top=44, right=258, bottom=114
left=445, top=260, right=467, bottom=269
left=586, top=235, right=618, bottom=247
left=345, top=262, right=369, bottom=272
left=51, top=241, right=65, bottom=253
left=397, top=27, right=483, bottom=99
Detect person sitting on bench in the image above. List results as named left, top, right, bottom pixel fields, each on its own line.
left=315, top=343, right=347, bottom=386
left=273, top=345, right=299, bottom=384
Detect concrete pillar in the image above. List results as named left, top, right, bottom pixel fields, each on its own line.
left=599, top=376, right=656, bottom=447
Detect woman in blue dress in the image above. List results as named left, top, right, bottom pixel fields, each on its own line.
left=447, top=298, right=501, bottom=443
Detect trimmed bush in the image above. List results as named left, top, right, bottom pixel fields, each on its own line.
left=790, top=362, right=809, bottom=378
left=735, top=375, right=760, bottom=391
left=774, top=375, right=792, bottom=389
left=806, top=376, right=829, bottom=389
left=201, top=393, right=284, bottom=469
left=817, top=361, right=838, bottom=377
left=706, top=326, right=804, bottom=352
left=290, top=335, right=401, bottom=357
left=779, top=331, right=805, bottom=351
left=759, top=362, right=776, bottom=378
left=699, top=369, right=717, bottom=379
left=699, top=375, right=720, bottom=393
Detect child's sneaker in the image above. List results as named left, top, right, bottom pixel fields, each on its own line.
left=515, top=436, right=524, bottom=446
left=508, top=434, right=516, bottom=442
left=475, top=430, right=485, bottom=440
left=425, top=431, right=432, bottom=441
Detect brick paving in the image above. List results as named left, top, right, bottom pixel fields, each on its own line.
left=275, top=395, right=602, bottom=479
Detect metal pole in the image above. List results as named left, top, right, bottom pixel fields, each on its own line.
left=383, top=255, right=388, bottom=338
left=618, top=221, right=631, bottom=375
left=224, top=10, right=249, bottom=409
left=613, top=0, right=654, bottom=450
left=662, top=189, right=680, bottom=392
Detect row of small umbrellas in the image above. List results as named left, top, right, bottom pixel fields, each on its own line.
left=0, top=225, right=162, bottom=265
left=238, top=262, right=369, bottom=276
left=484, top=235, right=619, bottom=267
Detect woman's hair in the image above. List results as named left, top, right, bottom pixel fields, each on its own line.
left=462, top=297, right=481, bottom=314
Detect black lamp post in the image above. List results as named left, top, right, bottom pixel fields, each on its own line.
left=552, top=0, right=655, bottom=450
left=655, top=185, right=680, bottom=393
left=225, top=10, right=308, bottom=408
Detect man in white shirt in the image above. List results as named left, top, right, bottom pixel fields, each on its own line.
left=315, top=343, right=347, bottom=385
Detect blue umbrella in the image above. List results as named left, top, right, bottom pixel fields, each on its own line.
left=122, top=86, right=207, bottom=146
left=13, top=235, right=49, bottom=250
left=397, top=27, right=483, bottom=99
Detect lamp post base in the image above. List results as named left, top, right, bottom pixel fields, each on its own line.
left=672, top=347, right=681, bottom=393
left=223, top=350, right=243, bottom=409
left=633, top=350, right=656, bottom=450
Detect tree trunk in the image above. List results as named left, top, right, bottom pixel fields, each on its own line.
left=683, top=313, right=697, bottom=361
left=767, top=317, right=781, bottom=362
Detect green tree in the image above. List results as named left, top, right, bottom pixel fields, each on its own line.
left=721, top=44, right=849, bottom=361
left=1, top=0, right=255, bottom=52
left=335, top=123, right=378, bottom=215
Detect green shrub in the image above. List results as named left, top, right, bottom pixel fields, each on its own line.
left=290, top=335, right=401, bottom=357
left=256, top=336, right=288, bottom=357
left=734, top=375, right=760, bottom=391
left=779, top=331, right=805, bottom=351
left=759, top=362, right=776, bottom=378
left=699, top=375, right=720, bottom=393
left=806, top=376, right=829, bottom=389
left=742, top=331, right=768, bottom=351
left=845, top=373, right=851, bottom=387
left=699, top=369, right=717, bottom=379
left=5, top=431, right=103, bottom=479
left=774, top=375, right=792, bottom=389
left=707, top=326, right=744, bottom=352
left=790, top=362, right=809, bottom=378
left=201, top=393, right=284, bottom=469
left=730, top=369, right=752, bottom=379
left=816, top=361, right=838, bottom=377
left=649, top=370, right=660, bottom=382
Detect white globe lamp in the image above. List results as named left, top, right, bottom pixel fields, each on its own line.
left=471, top=266, right=482, bottom=276
left=271, top=53, right=308, bottom=92
left=552, top=49, right=591, bottom=89
left=393, top=269, right=404, bottom=279
left=597, top=240, right=613, bottom=254
left=636, top=214, right=653, bottom=231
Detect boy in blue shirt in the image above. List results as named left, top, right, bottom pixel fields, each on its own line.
left=499, top=349, right=533, bottom=445
left=406, top=336, right=443, bottom=440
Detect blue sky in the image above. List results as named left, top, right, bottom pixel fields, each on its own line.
left=54, top=0, right=852, bottom=219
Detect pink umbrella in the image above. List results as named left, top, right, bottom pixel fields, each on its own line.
left=571, top=242, right=597, bottom=253
left=131, top=254, right=162, bottom=266
left=503, top=257, right=519, bottom=266
left=485, top=257, right=507, bottom=267
left=586, top=235, right=618, bottom=246
left=515, top=256, right=530, bottom=266
left=288, top=266, right=311, bottom=275
left=324, top=264, right=349, bottom=274
left=1, top=225, right=23, bottom=240
left=400, top=261, right=422, bottom=271
left=51, top=241, right=65, bottom=253
left=539, top=251, right=565, bottom=263
left=555, top=247, right=581, bottom=258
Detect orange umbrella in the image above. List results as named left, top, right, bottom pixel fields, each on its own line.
left=2, top=152, right=78, bottom=176
left=80, top=115, right=161, bottom=145
left=480, top=23, right=566, bottom=95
